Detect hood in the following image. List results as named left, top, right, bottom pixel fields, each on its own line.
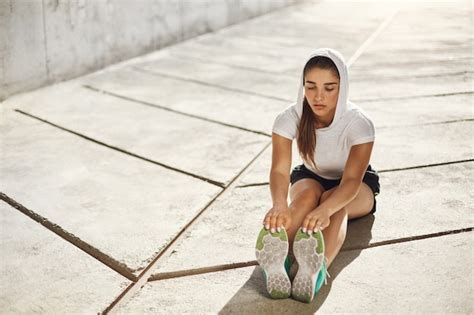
left=295, top=47, right=354, bottom=130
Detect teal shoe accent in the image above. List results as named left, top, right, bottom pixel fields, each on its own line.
left=314, top=261, right=326, bottom=295
left=284, top=255, right=291, bottom=275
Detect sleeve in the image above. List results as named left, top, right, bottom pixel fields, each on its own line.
left=271, top=105, right=299, bottom=140
left=347, top=114, right=376, bottom=146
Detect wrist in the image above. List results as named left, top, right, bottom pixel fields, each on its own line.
left=273, top=200, right=288, bottom=208
left=315, top=206, right=332, bottom=216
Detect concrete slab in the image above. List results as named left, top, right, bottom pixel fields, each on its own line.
left=0, top=109, right=221, bottom=275
left=150, top=162, right=473, bottom=274
left=349, top=1, right=473, bottom=98
left=219, top=0, right=399, bottom=51
left=350, top=2, right=473, bottom=78
left=117, top=232, right=473, bottom=314
left=85, top=67, right=287, bottom=135
left=350, top=72, right=472, bottom=101
left=136, top=55, right=298, bottom=101
left=0, top=202, right=130, bottom=314
left=131, top=1, right=399, bottom=103
left=7, top=84, right=269, bottom=185
left=238, top=119, right=473, bottom=186
left=359, top=93, right=473, bottom=128
left=164, top=1, right=397, bottom=76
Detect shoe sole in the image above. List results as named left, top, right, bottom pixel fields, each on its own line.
left=255, top=227, right=291, bottom=299
left=291, top=228, right=325, bottom=303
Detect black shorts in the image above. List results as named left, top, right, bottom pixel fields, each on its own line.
left=290, top=164, right=380, bottom=214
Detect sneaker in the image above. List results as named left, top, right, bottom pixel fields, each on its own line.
left=314, top=256, right=330, bottom=294
left=255, top=227, right=291, bottom=299
left=291, top=228, right=331, bottom=303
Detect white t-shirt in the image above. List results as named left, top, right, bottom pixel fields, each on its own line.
left=273, top=47, right=376, bottom=180
left=272, top=102, right=375, bottom=180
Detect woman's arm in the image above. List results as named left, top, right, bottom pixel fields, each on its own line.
left=269, top=133, right=292, bottom=207
left=301, top=141, right=374, bottom=233
left=317, top=141, right=374, bottom=216
left=263, top=133, right=293, bottom=232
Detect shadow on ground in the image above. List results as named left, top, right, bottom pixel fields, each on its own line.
left=218, top=215, right=375, bottom=314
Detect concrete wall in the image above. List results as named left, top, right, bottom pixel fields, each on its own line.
left=0, top=0, right=298, bottom=101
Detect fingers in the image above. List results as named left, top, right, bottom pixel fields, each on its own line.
left=263, top=213, right=271, bottom=230
left=275, top=215, right=289, bottom=233
left=269, top=213, right=278, bottom=233
left=302, top=213, right=330, bottom=234
left=263, top=211, right=289, bottom=233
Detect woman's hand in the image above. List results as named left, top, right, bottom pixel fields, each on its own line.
left=301, top=208, right=331, bottom=234
left=263, top=205, right=292, bottom=233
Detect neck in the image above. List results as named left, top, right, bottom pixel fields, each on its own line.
left=314, top=112, right=334, bottom=128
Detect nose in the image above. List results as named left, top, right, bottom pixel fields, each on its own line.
left=314, top=90, right=323, bottom=102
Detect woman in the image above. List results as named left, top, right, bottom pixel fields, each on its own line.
left=255, top=48, right=380, bottom=303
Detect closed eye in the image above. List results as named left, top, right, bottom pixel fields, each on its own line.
left=307, top=87, right=334, bottom=91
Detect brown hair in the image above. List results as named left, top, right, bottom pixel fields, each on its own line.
left=296, top=56, right=340, bottom=170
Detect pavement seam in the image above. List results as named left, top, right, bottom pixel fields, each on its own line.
left=376, top=118, right=474, bottom=129
left=353, top=70, right=473, bottom=80
left=82, top=84, right=272, bottom=138
left=146, top=228, right=474, bottom=281
left=377, top=159, right=474, bottom=173
left=235, top=159, right=474, bottom=188
left=88, top=65, right=473, bottom=112
left=100, top=140, right=272, bottom=314
left=347, top=8, right=400, bottom=66
left=132, top=65, right=290, bottom=102
left=0, top=193, right=138, bottom=282
left=353, top=90, right=474, bottom=103
left=13, top=109, right=226, bottom=188
left=168, top=52, right=292, bottom=76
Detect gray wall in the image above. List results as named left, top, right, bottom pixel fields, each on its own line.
left=0, top=0, right=298, bottom=101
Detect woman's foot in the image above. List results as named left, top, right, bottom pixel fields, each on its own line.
left=255, top=227, right=291, bottom=299
left=291, top=228, right=329, bottom=303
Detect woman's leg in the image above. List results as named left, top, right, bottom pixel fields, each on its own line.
left=320, top=182, right=375, bottom=268
left=287, top=178, right=325, bottom=256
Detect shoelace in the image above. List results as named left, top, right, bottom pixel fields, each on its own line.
left=323, top=256, right=331, bottom=285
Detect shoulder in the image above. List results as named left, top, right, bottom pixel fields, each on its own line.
left=347, top=103, right=375, bottom=129
left=275, top=102, right=299, bottom=120
left=345, top=103, right=376, bottom=146
left=271, top=103, right=299, bottom=140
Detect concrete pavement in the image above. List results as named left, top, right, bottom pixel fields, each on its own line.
left=1, top=0, right=473, bottom=313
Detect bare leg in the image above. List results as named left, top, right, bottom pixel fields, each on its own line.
left=319, top=183, right=375, bottom=268
left=287, top=179, right=324, bottom=257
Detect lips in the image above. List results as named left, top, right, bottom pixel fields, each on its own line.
left=313, top=104, right=325, bottom=107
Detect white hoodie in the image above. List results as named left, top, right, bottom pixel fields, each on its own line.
left=271, top=47, right=375, bottom=180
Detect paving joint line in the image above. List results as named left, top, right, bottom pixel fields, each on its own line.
left=132, top=66, right=290, bottom=102
left=377, top=159, right=474, bottom=173
left=354, top=91, right=474, bottom=103
left=146, top=227, right=474, bottom=281
left=353, top=70, right=473, bottom=80
left=347, top=8, right=400, bottom=66
left=0, top=193, right=138, bottom=282
left=82, top=84, right=272, bottom=138
left=14, top=109, right=225, bottom=188
left=168, top=53, right=291, bottom=76
left=377, top=118, right=474, bottom=129
left=101, top=140, right=272, bottom=314
left=235, top=159, right=474, bottom=188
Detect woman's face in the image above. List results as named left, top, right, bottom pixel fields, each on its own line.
left=304, top=67, right=340, bottom=124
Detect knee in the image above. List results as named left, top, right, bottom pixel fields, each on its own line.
left=320, top=189, right=334, bottom=203
left=289, top=188, right=321, bottom=210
